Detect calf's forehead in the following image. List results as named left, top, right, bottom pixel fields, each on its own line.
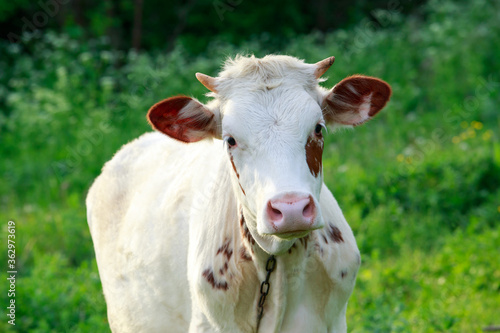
left=221, top=88, right=323, bottom=141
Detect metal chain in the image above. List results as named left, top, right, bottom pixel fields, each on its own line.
left=256, top=255, right=276, bottom=331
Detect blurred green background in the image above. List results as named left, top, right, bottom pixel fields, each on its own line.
left=1, top=0, right=499, bottom=331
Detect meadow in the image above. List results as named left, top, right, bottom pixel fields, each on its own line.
left=0, top=0, right=499, bottom=331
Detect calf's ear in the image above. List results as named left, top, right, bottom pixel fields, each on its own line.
left=322, top=75, right=392, bottom=126
left=147, top=96, right=220, bottom=143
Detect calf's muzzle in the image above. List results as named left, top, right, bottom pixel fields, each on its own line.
left=266, top=193, right=317, bottom=237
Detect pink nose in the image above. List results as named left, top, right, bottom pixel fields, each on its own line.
left=266, top=194, right=316, bottom=234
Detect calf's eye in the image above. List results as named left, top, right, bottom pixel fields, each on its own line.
left=226, top=136, right=237, bottom=147
left=314, top=124, right=324, bottom=136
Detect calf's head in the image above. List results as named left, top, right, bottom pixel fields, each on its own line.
left=148, top=55, right=391, bottom=255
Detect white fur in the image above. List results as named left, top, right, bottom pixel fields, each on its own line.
left=87, top=55, right=362, bottom=332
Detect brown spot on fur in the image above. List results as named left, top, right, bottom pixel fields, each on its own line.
left=305, top=136, right=323, bottom=177
left=239, top=247, right=252, bottom=261
left=230, top=153, right=239, bottom=178
left=216, top=240, right=233, bottom=260
left=240, top=214, right=255, bottom=245
left=328, top=224, right=344, bottom=243
left=229, top=153, right=246, bottom=195
left=219, top=262, right=229, bottom=275
left=341, top=270, right=347, bottom=279
left=321, top=234, right=328, bottom=244
left=202, top=269, right=228, bottom=290
left=299, top=234, right=309, bottom=250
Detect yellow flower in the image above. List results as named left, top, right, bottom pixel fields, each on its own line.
left=460, top=121, right=469, bottom=129
left=406, top=156, right=413, bottom=164
left=471, top=121, right=483, bottom=130
left=452, top=136, right=460, bottom=144
left=397, top=154, right=405, bottom=162
left=467, top=129, right=476, bottom=138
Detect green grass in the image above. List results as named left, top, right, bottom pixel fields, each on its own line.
left=0, top=0, right=499, bottom=331
left=348, top=228, right=500, bottom=332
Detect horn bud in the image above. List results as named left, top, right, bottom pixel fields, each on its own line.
left=314, top=56, right=335, bottom=79
left=196, top=73, right=218, bottom=93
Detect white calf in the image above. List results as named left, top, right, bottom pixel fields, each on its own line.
left=87, top=55, right=391, bottom=332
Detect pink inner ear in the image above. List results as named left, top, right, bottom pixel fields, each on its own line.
left=147, top=96, right=215, bottom=143
left=324, top=75, right=392, bottom=126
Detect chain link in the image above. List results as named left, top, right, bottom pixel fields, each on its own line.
left=256, top=255, right=276, bottom=331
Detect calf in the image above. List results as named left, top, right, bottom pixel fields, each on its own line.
left=86, top=55, right=391, bottom=332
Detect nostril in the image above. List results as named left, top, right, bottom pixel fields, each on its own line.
left=267, top=201, right=283, bottom=222
left=272, top=207, right=282, bottom=217
left=302, top=202, right=312, bottom=218
left=302, top=196, right=315, bottom=219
